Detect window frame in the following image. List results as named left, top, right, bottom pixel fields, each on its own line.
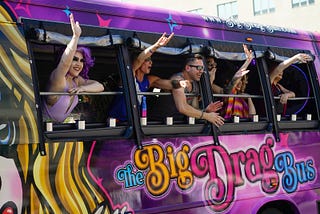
left=217, top=1, right=239, bottom=20
left=292, top=0, right=315, bottom=8
left=203, top=44, right=272, bottom=136
left=23, top=18, right=139, bottom=144
left=263, top=48, right=320, bottom=133
left=253, top=0, right=276, bottom=16
left=135, top=41, right=274, bottom=139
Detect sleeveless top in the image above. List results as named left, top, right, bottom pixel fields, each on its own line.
left=43, top=80, right=79, bottom=122
left=172, top=72, right=199, bottom=102
left=108, top=75, right=150, bottom=122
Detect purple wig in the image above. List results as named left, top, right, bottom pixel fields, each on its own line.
left=55, top=46, right=94, bottom=80
left=76, top=46, right=94, bottom=80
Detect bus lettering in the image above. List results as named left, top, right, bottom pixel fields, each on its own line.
left=114, top=136, right=317, bottom=212
left=190, top=137, right=278, bottom=211
left=134, top=144, right=193, bottom=196
left=116, top=164, right=144, bottom=188
left=274, top=152, right=316, bottom=193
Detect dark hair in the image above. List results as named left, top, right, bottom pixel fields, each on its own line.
left=55, top=46, right=94, bottom=80
left=184, top=54, right=204, bottom=66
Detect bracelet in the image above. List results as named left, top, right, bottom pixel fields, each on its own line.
left=199, top=110, right=204, bottom=119
left=149, top=49, right=154, bottom=54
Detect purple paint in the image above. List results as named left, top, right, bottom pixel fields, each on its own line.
left=2, top=1, right=320, bottom=213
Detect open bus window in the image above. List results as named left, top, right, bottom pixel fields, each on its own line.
left=34, top=45, right=120, bottom=125
left=145, top=53, right=188, bottom=124
left=265, top=50, right=319, bottom=130
left=33, top=44, right=127, bottom=137
left=212, top=57, right=265, bottom=119
left=140, top=52, right=209, bottom=135
left=24, top=19, right=131, bottom=140
left=127, top=36, right=272, bottom=136
left=205, top=43, right=269, bottom=134
left=124, top=33, right=212, bottom=137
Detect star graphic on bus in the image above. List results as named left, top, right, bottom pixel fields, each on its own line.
left=63, top=6, right=71, bottom=17
left=15, top=0, right=31, bottom=17
left=96, top=13, right=111, bottom=27
left=166, top=14, right=178, bottom=33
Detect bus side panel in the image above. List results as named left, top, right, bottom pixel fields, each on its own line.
left=91, top=133, right=320, bottom=214
left=1, top=1, right=320, bottom=214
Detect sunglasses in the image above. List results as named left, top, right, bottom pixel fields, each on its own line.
left=188, top=64, right=204, bottom=71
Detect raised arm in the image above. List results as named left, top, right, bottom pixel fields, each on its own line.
left=239, top=44, right=254, bottom=71
left=269, top=53, right=312, bottom=84
left=50, top=13, right=81, bottom=87
left=223, top=44, right=253, bottom=94
left=132, top=32, right=174, bottom=72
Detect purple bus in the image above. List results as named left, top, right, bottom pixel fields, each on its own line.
left=1, top=0, right=320, bottom=213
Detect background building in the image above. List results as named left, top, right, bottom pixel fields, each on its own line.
left=121, top=0, right=319, bottom=32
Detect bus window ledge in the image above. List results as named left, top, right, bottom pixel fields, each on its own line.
left=217, top=121, right=269, bottom=133
left=141, top=124, right=207, bottom=136
left=44, top=126, right=129, bottom=140
left=277, top=120, right=319, bottom=130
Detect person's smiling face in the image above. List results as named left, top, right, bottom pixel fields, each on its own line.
left=69, top=51, right=84, bottom=77
left=187, top=59, right=204, bottom=81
